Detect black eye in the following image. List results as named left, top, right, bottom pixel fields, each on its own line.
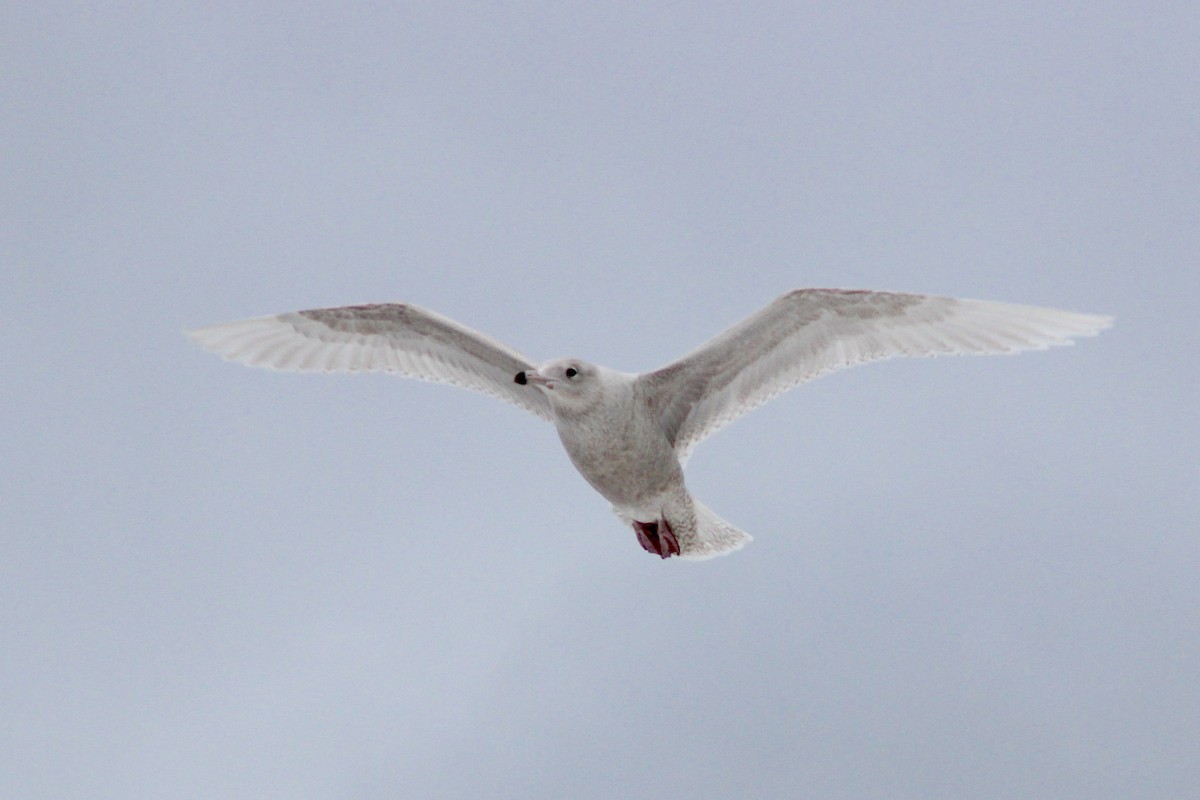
left=565, top=367, right=578, bottom=378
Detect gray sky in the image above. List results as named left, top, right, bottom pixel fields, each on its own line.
left=3, top=3, right=1197, bottom=798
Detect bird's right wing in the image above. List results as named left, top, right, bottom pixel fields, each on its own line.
left=639, top=289, right=1111, bottom=461
left=188, top=303, right=553, bottom=420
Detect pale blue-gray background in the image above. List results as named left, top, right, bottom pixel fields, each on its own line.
left=3, top=3, right=1197, bottom=798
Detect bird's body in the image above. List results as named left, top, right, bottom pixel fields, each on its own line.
left=551, top=370, right=678, bottom=509
left=189, top=289, right=1111, bottom=560
left=545, top=369, right=696, bottom=556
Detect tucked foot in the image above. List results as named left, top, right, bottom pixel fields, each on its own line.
left=632, top=519, right=681, bottom=559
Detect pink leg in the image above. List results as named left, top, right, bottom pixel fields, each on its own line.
left=658, top=518, right=681, bottom=557
left=634, top=521, right=659, bottom=554
left=632, top=519, right=681, bottom=559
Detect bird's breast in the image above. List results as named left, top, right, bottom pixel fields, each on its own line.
left=554, top=410, right=682, bottom=510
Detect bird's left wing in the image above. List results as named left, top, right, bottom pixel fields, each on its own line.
left=638, top=289, right=1111, bottom=461
left=188, top=303, right=553, bottom=420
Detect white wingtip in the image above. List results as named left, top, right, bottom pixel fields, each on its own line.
left=186, top=316, right=350, bottom=373
left=932, top=302, right=1113, bottom=357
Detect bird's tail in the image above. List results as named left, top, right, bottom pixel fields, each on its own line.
left=681, top=500, right=752, bottom=560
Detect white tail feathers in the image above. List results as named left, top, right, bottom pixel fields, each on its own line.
left=680, top=501, right=752, bottom=560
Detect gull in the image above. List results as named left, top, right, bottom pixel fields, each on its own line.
left=188, top=289, right=1110, bottom=560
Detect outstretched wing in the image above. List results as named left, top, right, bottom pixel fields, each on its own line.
left=638, top=289, right=1111, bottom=461
left=188, top=303, right=552, bottom=420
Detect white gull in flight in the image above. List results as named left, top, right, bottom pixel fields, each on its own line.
left=189, top=289, right=1111, bottom=560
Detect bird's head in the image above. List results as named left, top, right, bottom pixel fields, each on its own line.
left=514, top=359, right=607, bottom=414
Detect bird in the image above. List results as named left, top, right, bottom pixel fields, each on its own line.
left=188, top=289, right=1111, bottom=560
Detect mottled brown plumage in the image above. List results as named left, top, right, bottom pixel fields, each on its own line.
left=189, top=289, right=1111, bottom=559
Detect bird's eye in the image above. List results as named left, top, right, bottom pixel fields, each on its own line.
left=565, top=367, right=578, bottom=378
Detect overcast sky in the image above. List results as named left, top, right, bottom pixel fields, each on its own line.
left=4, top=3, right=1198, bottom=798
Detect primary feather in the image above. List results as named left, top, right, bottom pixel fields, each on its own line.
left=638, top=290, right=1112, bottom=461
left=187, top=303, right=553, bottom=420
